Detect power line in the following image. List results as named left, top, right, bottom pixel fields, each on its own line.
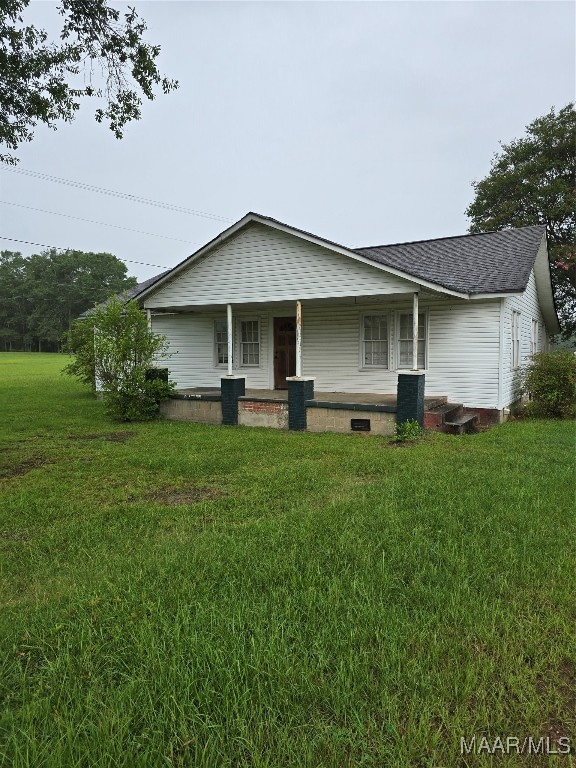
left=2, top=166, right=234, bottom=223
left=0, top=200, right=199, bottom=244
left=0, top=236, right=166, bottom=269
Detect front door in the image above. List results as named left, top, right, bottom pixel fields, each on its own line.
left=274, top=317, right=297, bottom=389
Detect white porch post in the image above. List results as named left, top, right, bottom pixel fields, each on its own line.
left=146, top=309, right=152, bottom=330
left=226, top=303, right=233, bottom=376
left=295, top=300, right=302, bottom=377
left=412, top=291, right=419, bottom=371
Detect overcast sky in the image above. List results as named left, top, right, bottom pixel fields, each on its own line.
left=1, top=0, right=574, bottom=283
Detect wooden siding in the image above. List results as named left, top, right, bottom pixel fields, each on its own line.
left=500, top=270, right=546, bottom=408
left=153, top=299, right=503, bottom=408
left=144, top=224, right=417, bottom=308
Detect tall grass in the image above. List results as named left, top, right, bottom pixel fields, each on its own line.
left=0, top=353, right=574, bottom=767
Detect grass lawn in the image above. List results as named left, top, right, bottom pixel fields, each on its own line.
left=0, top=353, right=574, bottom=767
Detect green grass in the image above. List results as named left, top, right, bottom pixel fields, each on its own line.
left=0, top=353, right=574, bottom=767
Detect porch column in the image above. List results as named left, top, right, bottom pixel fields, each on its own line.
left=221, top=303, right=245, bottom=425
left=295, top=299, right=302, bottom=377
left=412, top=291, right=419, bottom=370
left=227, top=303, right=233, bottom=376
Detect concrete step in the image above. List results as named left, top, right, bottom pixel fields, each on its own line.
left=444, top=413, right=479, bottom=435
left=424, top=402, right=463, bottom=429
left=424, top=396, right=448, bottom=409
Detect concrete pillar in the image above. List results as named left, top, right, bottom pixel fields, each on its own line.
left=286, top=377, right=315, bottom=431
left=397, top=372, right=425, bottom=428
left=221, top=376, right=245, bottom=425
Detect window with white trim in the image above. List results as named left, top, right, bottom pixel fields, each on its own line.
left=398, top=312, right=426, bottom=369
left=214, top=319, right=228, bottom=367
left=530, top=318, right=538, bottom=357
left=362, top=315, right=389, bottom=368
left=512, top=310, right=521, bottom=369
left=240, top=319, right=260, bottom=366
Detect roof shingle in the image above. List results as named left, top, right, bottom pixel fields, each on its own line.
left=354, top=225, right=546, bottom=294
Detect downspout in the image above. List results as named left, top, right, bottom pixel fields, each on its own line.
left=497, top=297, right=505, bottom=412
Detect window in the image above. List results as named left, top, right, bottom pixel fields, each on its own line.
left=512, top=310, right=521, bottom=369
left=362, top=315, right=389, bottom=367
left=214, top=319, right=228, bottom=366
left=530, top=319, right=539, bottom=356
left=240, top=319, right=260, bottom=366
left=398, top=312, right=426, bottom=369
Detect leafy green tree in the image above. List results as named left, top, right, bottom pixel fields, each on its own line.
left=0, top=248, right=136, bottom=351
left=64, top=295, right=174, bottom=421
left=25, top=249, right=137, bottom=346
left=466, top=104, right=576, bottom=338
left=0, top=250, right=32, bottom=350
left=0, top=0, right=178, bottom=164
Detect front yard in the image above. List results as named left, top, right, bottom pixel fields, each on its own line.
left=0, top=353, right=574, bottom=767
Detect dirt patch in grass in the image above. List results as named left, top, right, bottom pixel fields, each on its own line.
left=0, top=529, right=30, bottom=541
left=537, top=659, right=575, bottom=744
left=386, top=439, right=421, bottom=447
left=0, top=454, right=49, bottom=478
left=68, top=431, right=137, bottom=443
left=142, top=485, right=224, bottom=506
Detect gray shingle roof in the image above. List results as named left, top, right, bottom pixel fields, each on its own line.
left=354, top=225, right=546, bottom=294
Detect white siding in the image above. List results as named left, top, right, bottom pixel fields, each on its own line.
left=152, top=311, right=270, bottom=389
left=144, top=224, right=417, bottom=308
left=302, top=299, right=501, bottom=407
left=153, top=299, right=503, bottom=408
left=500, top=270, right=546, bottom=408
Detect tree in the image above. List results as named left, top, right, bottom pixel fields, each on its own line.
left=64, top=295, right=174, bottom=421
left=0, top=250, right=29, bottom=350
left=466, top=104, right=576, bottom=338
left=0, top=248, right=137, bottom=351
left=0, top=0, right=178, bottom=164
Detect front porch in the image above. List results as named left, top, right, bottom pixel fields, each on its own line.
left=160, top=384, right=450, bottom=435
left=173, top=386, right=446, bottom=409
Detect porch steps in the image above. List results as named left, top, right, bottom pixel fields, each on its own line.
left=424, top=402, right=478, bottom=434
left=444, top=413, right=479, bottom=435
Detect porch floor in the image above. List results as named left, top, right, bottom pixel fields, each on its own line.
left=175, top=387, right=445, bottom=408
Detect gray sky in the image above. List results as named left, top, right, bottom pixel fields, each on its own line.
left=1, top=0, right=574, bottom=283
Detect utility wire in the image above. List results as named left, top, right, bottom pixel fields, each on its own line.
left=0, top=236, right=166, bottom=269
left=2, top=166, right=234, bottom=223
left=0, top=200, right=199, bottom=245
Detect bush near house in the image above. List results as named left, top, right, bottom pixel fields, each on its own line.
left=64, top=295, right=175, bottom=421
left=522, top=350, right=576, bottom=418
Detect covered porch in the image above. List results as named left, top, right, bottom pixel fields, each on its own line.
left=152, top=292, right=439, bottom=434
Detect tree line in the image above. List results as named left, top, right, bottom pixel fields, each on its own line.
left=0, top=249, right=137, bottom=352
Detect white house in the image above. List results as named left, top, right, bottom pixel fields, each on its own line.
left=134, top=213, right=559, bottom=433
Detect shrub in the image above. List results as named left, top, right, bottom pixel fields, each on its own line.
left=393, top=418, right=423, bottom=442
left=64, top=295, right=175, bottom=421
left=522, top=350, right=576, bottom=418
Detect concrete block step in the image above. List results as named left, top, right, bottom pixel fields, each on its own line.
left=424, top=402, right=463, bottom=430
left=444, top=413, right=479, bottom=435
